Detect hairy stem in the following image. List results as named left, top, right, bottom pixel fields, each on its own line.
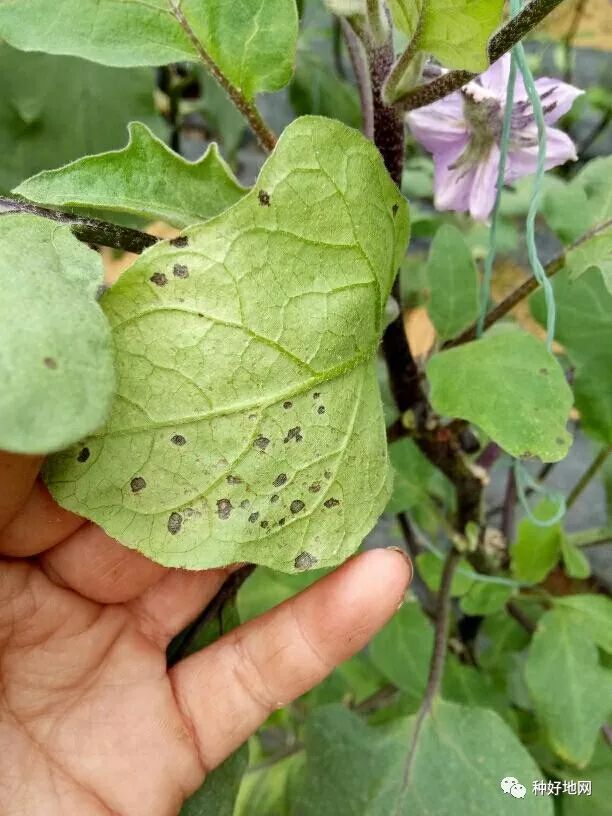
left=366, top=0, right=389, bottom=44
left=394, top=0, right=566, bottom=112
left=0, top=197, right=158, bottom=254
left=566, top=445, right=611, bottom=510
left=341, top=18, right=375, bottom=140
left=396, top=548, right=461, bottom=813
left=169, top=2, right=277, bottom=152
left=167, top=564, right=256, bottom=667
left=445, top=218, right=612, bottom=349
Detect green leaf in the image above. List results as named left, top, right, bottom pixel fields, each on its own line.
left=387, top=437, right=455, bottom=519
left=460, top=582, right=513, bottom=616
left=427, top=331, right=573, bottom=462
left=369, top=601, right=434, bottom=695
left=0, top=214, right=114, bottom=455
left=294, top=701, right=553, bottom=815
left=44, top=116, right=409, bottom=572
left=290, top=50, right=361, bottom=130
left=560, top=533, right=591, bottom=579
left=543, top=156, right=612, bottom=244
left=180, top=745, right=248, bottom=816
left=525, top=608, right=612, bottom=767
left=531, top=268, right=612, bottom=444
left=554, top=595, right=612, bottom=654
left=197, top=69, right=246, bottom=159
left=390, top=0, right=505, bottom=72
left=0, top=43, right=164, bottom=192
left=15, top=123, right=246, bottom=229
left=235, top=752, right=303, bottom=816
left=510, top=500, right=563, bottom=583
left=425, top=224, right=479, bottom=341
left=565, top=231, right=612, bottom=293
left=237, top=567, right=324, bottom=623
left=0, top=0, right=298, bottom=98
left=415, top=552, right=474, bottom=596
left=441, top=659, right=509, bottom=718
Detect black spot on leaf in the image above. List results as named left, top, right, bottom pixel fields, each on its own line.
left=76, top=447, right=90, bottom=463
left=317, top=405, right=326, bottom=415
left=274, top=473, right=288, bottom=487
left=240, top=499, right=251, bottom=509
left=248, top=512, right=259, bottom=523
left=290, top=499, right=305, bottom=514
left=313, top=392, right=320, bottom=399
left=309, top=482, right=321, bottom=493
left=294, top=552, right=318, bottom=570
left=283, top=401, right=293, bottom=409
left=173, top=263, right=189, bottom=279
left=392, top=203, right=399, bottom=217
left=284, top=426, right=303, bottom=443
left=226, top=475, right=242, bottom=484
left=260, top=520, right=269, bottom=529
left=258, top=189, right=271, bottom=206
left=43, top=356, right=57, bottom=369
left=167, top=512, right=182, bottom=534
left=130, top=476, right=146, bottom=493
left=278, top=517, right=286, bottom=526
left=323, top=470, right=332, bottom=480
left=171, top=434, right=186, bottom=446
left=95, top=284, right=109, bottom=300
left=254, top=436, right=270, bottom=450
left=556, top=437, right=565, bottom=446
left=150, top=272, right=167, bottom=287
left=539, top=368, right=549, bottom=375
left=270, top=494, right=279, bottom=503
left=324, top=498, right=340, bottom=509
left=217, top=499, right=232, bottom=520
left=170, top=236, right=189, bottom=248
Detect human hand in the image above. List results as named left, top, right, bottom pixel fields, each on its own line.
left=0, top=451, right=411, bottom=816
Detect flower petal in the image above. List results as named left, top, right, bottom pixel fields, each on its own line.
left=407, top=93, right=466, bottom=153
left=469, top=144, right=501, bottom=222
left=479, top=54, right=511, bottom=96
left=534, top=78, right=584, bottom=124
left=506, top=126, right=578, bottom=183
left=432, top=136, right=475, bottom=214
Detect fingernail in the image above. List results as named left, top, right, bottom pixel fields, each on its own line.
left=386, top=545, right=413, bottom=588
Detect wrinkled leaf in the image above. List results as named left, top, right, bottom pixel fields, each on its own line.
left=180, top=746, right=248, bottom=816
left=369, top=601, right=434, bottom=695
left=294, top=701, right=552, bottom=815
left=15, top=123, right=246, bottom=229
left=427, top=332, right=573, bottom=462
left=0, top=215, right=113, bottom=454
left=0, top=43, right=164, bottom=192
left=510, top=500, right=563, bottom=584
left=390, top=0, right=504, bottom=72
left=426, top=224, right=479, bottom=341
left=0, top=0, right=298, bottom=98
left=45, top=116, right=409, bottom=572
left=525, top=608, right=612, bottom=767
left=554, top=595, right=612, bottom=654
left=531, top=268, right=612, bottom=443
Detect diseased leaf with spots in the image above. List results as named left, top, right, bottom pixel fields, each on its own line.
left=0, top=0, right=298, bottom=99
left=0, top=215, right=114, bottom=454
left=293, top=702, right=552, bottom=815
left=426, top=223, right=479, bottom=341
left=389, top=0, right=504, bottom=72
left=45, top=116, right=409, bottom=573
left=525, top=609, right=612, bottom=767
left=426, top=331, right=573, bottom=462
left=15, top=123, right=246, bottom=229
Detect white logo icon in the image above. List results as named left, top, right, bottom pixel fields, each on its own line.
left=501, top=777, right=527, bottom=799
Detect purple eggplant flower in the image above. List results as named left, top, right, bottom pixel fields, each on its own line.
left=407, top=55, right=583, bottom=221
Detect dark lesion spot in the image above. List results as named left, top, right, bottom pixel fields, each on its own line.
left=317, top=405, right=326, bottom=415
left=167, top=512, right=182, bottom=535
left=240, top=499, right=251, bottom=509
left=392, top=203, right=399, bottom=217
left=273, top=473, right=288, bottom=487
left=278, top=517, right=286, bottom=526
left=313, top=392, right=320, bottom=400
left=253, top=436, right=270, bottom=451
left=283, top=401, right=293, bottom=409
left=323, top=470, right=332, bottom=480
left=556, top=437, right=565, bottom=445
left=258, top=189, right=271, bottom=206
left=309, top=482, right=321, bottom=493
left=173, top=263, right=189, bottom=279
left=294, top=551, right=318, bottom=570
left=226, top=475, right=242, bottom=484
left=76, top=447, right=90, bottom=463
left=248, top=511, right=259, bottom=523
left=284, top=426, right=303, bottom=443
left=260, top=520, right=269, bottom=529
left=150, top=272, right=167, bottom=287
left=43, top=356, right=57, bottom=369
left=130, top=476, right=146, bottom=493
left=170, top=235, right=189, bottom=248
left=216, top=498, right=232, bottom=520
left=270, top=494, right=279, bottom=503
left=324, top=498, right=340, bottom=509
left=539, top=368, right=549, bottom=375
left=95, top=284, right=109, bottom=300
left=171, top=434, right=187, bottom=446
left=290, top=499, right=305, bottom=514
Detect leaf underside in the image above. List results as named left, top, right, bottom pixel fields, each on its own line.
left=45, top=116, right=409, bottom=573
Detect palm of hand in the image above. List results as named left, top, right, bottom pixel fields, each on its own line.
left=0, top=453, right=410, bottom=816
